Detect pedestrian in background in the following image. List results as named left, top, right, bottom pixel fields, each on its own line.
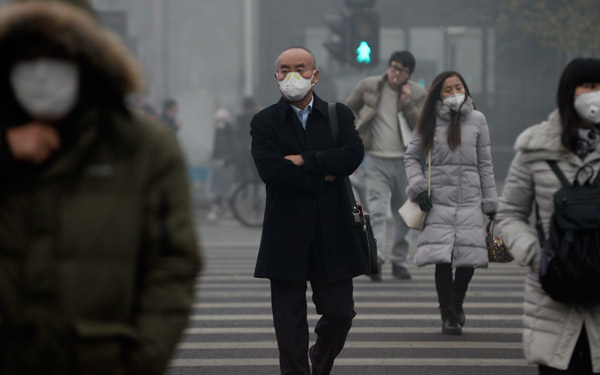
left=404, top=71, right=498, bottom=335
left=235, top=96, right=262, bottom=181
left=161, top=97, right=182, bottom=133
left=345, top=50, right=427, bottom=281
left=496, top=58, right=600, bottom=374
left=250, top=46, right=365, bottom=375
left=206, top=108, right=236, bottom=222
left=0, top=1, right=200, bottom=373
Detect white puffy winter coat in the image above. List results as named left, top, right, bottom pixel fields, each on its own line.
left=496, top=110, right=600, bottom=372
left=404, top=98, right=498, bottom=268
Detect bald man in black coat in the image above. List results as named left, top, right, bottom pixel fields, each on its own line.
left=250, top=47, right=366, bottom=375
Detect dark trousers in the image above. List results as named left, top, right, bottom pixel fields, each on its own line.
left=539, top=326, right=598, bottom=375
left=434, top=263, right=474, bottom=308
left=270, top=278, right=355, bottom=375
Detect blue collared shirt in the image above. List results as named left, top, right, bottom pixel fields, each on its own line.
left=290, top=97, right=314, bottom=129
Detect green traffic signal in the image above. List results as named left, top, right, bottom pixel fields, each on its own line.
left=349, top=10, right=379, bottom=68
left=356, top=41, right=371, bottom=64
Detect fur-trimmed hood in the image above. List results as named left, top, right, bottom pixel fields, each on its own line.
left=0, top=0, right=144, bottom=97
left=514, top=110, right=566, bottom=154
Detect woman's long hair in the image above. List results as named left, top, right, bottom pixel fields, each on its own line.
left=417, top=71, right=473, bottom=154
left=557, top=58, right=600, bottom=153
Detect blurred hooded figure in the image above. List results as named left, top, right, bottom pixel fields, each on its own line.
left=207, top=108, right=236, bottom=221
left=0, top=1, right=201, bottom=374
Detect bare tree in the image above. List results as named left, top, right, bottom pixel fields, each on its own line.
left=497, top=0, right=600, bottom=57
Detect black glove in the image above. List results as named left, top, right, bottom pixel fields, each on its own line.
left=416, top=192, right=432, bottom=212
left=487, top=212, right=496, bottom=221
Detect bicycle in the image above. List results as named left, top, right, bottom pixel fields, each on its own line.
left=229, top=178, right=266, bottom=228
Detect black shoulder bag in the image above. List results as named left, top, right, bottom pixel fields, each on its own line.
left=328, top=102, right=379, bottom=276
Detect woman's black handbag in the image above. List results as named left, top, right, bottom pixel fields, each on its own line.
left=328, top=103, right=379, bottom=275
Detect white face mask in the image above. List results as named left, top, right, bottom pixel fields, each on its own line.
left=574, top=91, right=600, bottom=124
left=442, top=93, right=465, bottom=112
left=278, top=71, right=315, bottom=102
left=10, top=58, right=80, bottom=121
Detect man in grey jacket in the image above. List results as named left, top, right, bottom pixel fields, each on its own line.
left=345, top=50, right=426, bottom=281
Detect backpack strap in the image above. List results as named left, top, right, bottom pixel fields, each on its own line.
left=534, top=201, right=546, bottom=241
left=547, top=160, right=571, bottom=187
left=593, top=166, right=600, bottom=186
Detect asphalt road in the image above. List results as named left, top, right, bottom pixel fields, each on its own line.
left=166, top=214, right=537, bottom=375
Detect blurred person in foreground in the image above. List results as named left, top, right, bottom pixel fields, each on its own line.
left=0, top=1, right=201, bottom=374
left=250, top=46, right=365, bottom=375
left=404, top=71, right=498, bottom=335
left=345, top=50, right=427, bottom=281
left=496, top=58, right=600, bottom=374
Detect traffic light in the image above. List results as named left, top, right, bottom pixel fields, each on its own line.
left=322, top=13, right=348, bottom=63
left=348, top=10, right=380, bottom=68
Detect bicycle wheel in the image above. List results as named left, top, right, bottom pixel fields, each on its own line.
left=230, top=180, right=266, bottom=228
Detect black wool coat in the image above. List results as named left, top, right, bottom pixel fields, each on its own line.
left=250, top=94, right=367, bottom=282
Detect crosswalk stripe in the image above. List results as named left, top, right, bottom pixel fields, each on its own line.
left=198, top=274, right=527, bottom=281
left=193, top=301, right=523, bottom=308
left=183, top=326, right=524, bottom=335
left=177, top=341, right=522, bottom=350
left=169, top=358, right=531, bottom=367
left=195, top=290, right=525, bottom=298
left=196, top=282, right=525, bottom=288
left=188, top=313, right=522, bottom=321
left=200, top=266, right=526, bottom=273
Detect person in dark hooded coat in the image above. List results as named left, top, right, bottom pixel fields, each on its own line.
left=0, top=1, right=201, bottom=374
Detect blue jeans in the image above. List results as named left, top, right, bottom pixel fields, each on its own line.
left=364, top=155, right=411, bottom=266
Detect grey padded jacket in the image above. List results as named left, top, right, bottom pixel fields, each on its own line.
left=404, top=97, right=498, bottom=268
left=496, top=110, right=600, bottom=372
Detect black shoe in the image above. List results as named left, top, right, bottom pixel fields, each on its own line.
left=455, top=303, right=465, bottom=327
left=454, top=293, right=466, bottom=327
left=369, top=261, right=383, bottom=281
left=440, top=306, right=462, bottom=335
left=392, top=264, right=412, bottom=280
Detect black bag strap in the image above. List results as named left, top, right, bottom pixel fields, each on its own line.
left=548, top=160, right=600, bottom=187
left=593, top=167, right=600, bottom=186
left=328, top=102, right=360, bottom=213
left=547, top=160, right=571, bottom=187
left=534, top=201, right=545, bottom=240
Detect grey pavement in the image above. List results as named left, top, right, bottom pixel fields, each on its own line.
left=166, top=213, right=536, bottom=375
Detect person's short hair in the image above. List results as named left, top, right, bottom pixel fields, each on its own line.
left=557, top=58, right=600, bottom=152
left=275, top=46, right=316, bottom=70
left=388, top=50, right=416, bottom=73
left=163, top=98, right=177, bottom=111
left=243, top=96, right=257, bottom=109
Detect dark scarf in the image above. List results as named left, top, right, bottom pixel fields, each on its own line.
left=576, top=124, right=600, bottom=160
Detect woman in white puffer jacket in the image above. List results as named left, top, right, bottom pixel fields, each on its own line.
left=496, top=58, right=600, bottom=374
left=404, top=71, right=498, bottom=336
